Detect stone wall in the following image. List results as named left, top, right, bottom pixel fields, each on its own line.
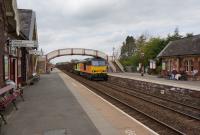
left=108, top=76, right=200, bottom=108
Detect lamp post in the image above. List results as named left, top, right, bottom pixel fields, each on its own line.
left=141, top=52, right=145, bottom=76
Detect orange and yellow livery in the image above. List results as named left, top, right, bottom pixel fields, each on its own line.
left=74, top=58, right=108, bottom=80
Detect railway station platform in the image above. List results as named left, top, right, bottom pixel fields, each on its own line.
left=2, top=69, right=158, bottom=135
left=109, top=72, right=200, bottom=91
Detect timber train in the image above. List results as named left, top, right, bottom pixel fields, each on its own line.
left=74, top=58, right=108, bottom=80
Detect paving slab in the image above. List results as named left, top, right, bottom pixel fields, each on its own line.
left=2, top=72, right=100, bottom=135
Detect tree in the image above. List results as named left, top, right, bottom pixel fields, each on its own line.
left=120, top=36, right=136, bottom=59
left=136, top=34, right=147, bottom=49
left=120, top=42, right=127, bottom=59
left=141, top=37, right=166, bottom=66
left=119, top=28, right=193, bottom=73
left=126, top=36, right=136, bottom=56
left=166, top=27, right=183, bottom=43
left=186, top=33, right=193, bottom=38
left=120, top=35, right=168, bottom=71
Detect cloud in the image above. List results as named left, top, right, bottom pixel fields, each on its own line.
left=17, top=0, right=200, bottom=63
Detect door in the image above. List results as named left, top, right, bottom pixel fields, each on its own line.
left=10, top=58, right=15, bottom=81
left=10, top=58, right=18, bottom=83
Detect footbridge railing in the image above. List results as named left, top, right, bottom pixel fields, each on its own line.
left=46, top=48, right=109, bottom=61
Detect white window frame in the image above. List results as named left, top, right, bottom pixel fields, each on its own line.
left=184, top=59, right=194, bottom=72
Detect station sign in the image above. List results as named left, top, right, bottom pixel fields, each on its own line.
left=10, top=40, right=38, bottom=48
left=29, top=50, right=42, bottom=55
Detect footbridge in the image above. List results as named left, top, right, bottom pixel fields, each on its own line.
left=46, top=48, right=111, bottom=61
left=39, top=48, right=124, bottom=73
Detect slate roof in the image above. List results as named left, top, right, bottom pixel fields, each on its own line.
left=18, top=9, right=35, bottom=40
left=158, top=35, right=200, bottom=57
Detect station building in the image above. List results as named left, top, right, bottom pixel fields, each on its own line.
left=0, top=0, right=39, bottom=89
left=18, top=9, right=38, bottom=85
left=158, top=35, right=200, bottom=80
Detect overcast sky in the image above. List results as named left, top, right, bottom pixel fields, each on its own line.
left=17, top=0, right=200, bottom=63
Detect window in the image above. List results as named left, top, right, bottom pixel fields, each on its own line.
left=184, top=61, right=189, bottom=72
left=162, top=62, right=166, bottom=70
left=92, top=61, right=106, bottom=66
left=98, top=61, right=106, bottom=66
left=184, top=59, right=194, bottom=72
left=167, top=60, right=173, bottom=71
left=92, top=61, right=98, bottom=66
left=4, top=56, right=9, bottom=80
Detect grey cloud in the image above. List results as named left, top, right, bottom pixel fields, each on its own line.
left=18, top=0, right=200, bottom=62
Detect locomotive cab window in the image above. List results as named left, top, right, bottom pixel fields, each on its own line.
left=92, top=60, right=106, bottom=66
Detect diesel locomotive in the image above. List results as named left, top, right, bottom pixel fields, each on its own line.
left=74, top=58, right=108, bottom=80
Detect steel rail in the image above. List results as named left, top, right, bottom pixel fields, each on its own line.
left=108, top=81, right=200, bottom=110
left=100, top=81, right=200, bottom=120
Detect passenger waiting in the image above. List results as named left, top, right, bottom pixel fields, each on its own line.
left=170, top=69, right=177, bottom=80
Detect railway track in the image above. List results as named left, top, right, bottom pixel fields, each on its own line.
left=99, top=81, right=200, bottom=120
left=62, top=70, right=200, bottom=135
left=107, top=80, right=200, bottom=110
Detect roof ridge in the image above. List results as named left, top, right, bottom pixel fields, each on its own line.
left=173, top=34, right=200, bottom=42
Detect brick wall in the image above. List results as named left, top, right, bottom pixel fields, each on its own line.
left=163, top=56, right=200, bottom=80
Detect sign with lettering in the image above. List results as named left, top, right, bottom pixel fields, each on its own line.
left=29, top=50, right=42, bottom=55
left=10, top=40, right=38, bottom=48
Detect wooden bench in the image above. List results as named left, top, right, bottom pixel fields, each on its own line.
left=0, top=85, right=24, bottom=124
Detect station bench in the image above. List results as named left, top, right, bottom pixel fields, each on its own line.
left=0, top=85, right=24, bottom=124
